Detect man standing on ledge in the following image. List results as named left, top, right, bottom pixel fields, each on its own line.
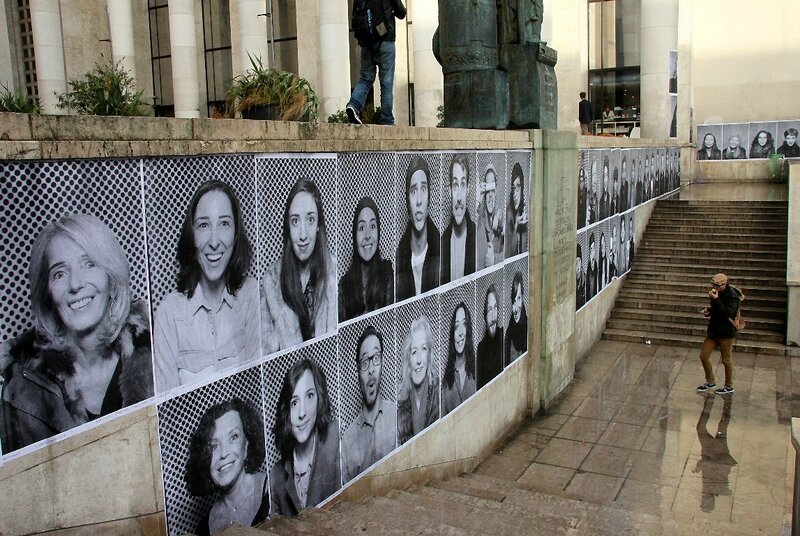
left=697, top=273, right=742, bottom=396
left=346, top=0, right=407, bottom=126
left=579, top=92, right=593, bottom=135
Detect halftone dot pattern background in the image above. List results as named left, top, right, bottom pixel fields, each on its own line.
left=474, top=267, right=505, bottom=381
left=503, top=255, right=529, bottom=367
left=441, top=151, right=478, bottom=236
left=336, top=152, right=398, bottom=302
left=507, top=150, right=532, bottom=229
left=439, top=279, right=477, bottom=416
left=142, top=154, right=258, bottom=311
left=476, top=151, right=506, bottom=267
left=576, top=229, right=588, bottom=312
left=608, top=149, right=620, bottom=217
left=254, top=154, right=339, bottom=276
left=395, top=152, right=445, bottom=243
left=0, top=158, right=148, bottom=343
left=156, top=365, right=265, bottom=536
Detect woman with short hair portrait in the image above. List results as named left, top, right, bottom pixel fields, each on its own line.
left=505, top=271, right=529, bottom=365
left=722, top=135, right=747, bottom=160
left=0, top=214, right=153, bottom=452
left=697, top=133, right=722, bottom=160
left=442, top=302, right=476, bottom=416
left=397, top=315, right=440, bottom=444
left=270, top=358, right=340, bottom=516
left=338, top=196, right=394, bottom=322
left=153, top=180, right=260, bottom=393
left=477, top=163, right=504, bottom=269
left=262, top=178, right=337, bottom=353
left=185, top=398, right=269, bottom=535
left=505, top=163, right=529, bottom=257
left=749, top=130, right=776, bottom=159
left=777, top=128, right=800, bottom=158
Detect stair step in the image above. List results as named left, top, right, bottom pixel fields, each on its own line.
left=314, top=497, right=468, bottom=535
left=610, top=308, right=785, bottom=330
left=257, top=514, right=340, bottom=536
left=633, top=255, right=786, bottom=269
left=616, top=288, right=785, bottom=308
left=625, top=271, right=786, bottom=286
left=628, top=262, right=786, bottom=278
left=619, top=277, right=787, bottom=298
left=602, top=329, right=788, bottom=355
left=605, top=318, right=785, bottom=343
left=613, top=296, right=787, bottom=318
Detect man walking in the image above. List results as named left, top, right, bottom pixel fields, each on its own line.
left=697, top=273, right=743, bottom=395
left=347, top=0, right=407, bottom=125
left=579, top=92, right=592, bottom=135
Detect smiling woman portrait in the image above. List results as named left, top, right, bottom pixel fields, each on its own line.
left=153, top=180, right=260, bottom=394
left=397, top=315, right=440, bottom=444
left=185, top=398, right=269, bottom=536
left=0, top=213, right=153, bottom=453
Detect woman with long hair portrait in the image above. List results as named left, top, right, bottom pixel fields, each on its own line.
left=262, top=178, right=337, bottom=353
left=505, top=163, right=529, bottom=257
left=749, top=129, right=776, bottom=159
left=0, top=214, right=153, bottom=452
left=338, top=196, right=394, bottom=322
left=505, top=271, right=528, bottom=365
left=697, top=132, right=722, bottom=160
left=270, top=358, right=340, bottom=516
left=397, top=315, right=440, bottom=444
left=154, top=180, right=260, bottom=393
left=185, top=398, right=269, bottom=535
left=442, top=302, right=476, bottom=416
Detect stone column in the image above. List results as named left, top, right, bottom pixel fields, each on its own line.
left=546, top=0, right=588, bottom=134
left=411, top=0, right=442, bottom=127
left=640, top=0, right=678, bottom=139
left=106, top=0, right=137, bottom=82
left=30, top=0, right=66, bottom=114
left=234, top=0, right=269, bottom=74
left=675, top=0, right=694, bottom=144
left=787, top=162, right=800, bottom=348
left=392, top=18, right=410, bottom=126
left=318, top=0, right=350, bottom=118
left=296, top=0, right=321, bottom=97
left=168, top=0, right=200, bottom=118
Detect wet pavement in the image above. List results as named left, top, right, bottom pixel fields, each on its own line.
left=476, top=340, right=796, bottom=534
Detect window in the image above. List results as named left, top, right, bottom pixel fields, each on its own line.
left=148, top=0, right=173, bottom=117
left=16, top=0, right=37, bottom=99
left=202, top=0, right=232, bottom=117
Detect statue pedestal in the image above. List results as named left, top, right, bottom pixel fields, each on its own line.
left=499, top=43, right=558, bottom=129
left=443, top=69, right=509, bottom=130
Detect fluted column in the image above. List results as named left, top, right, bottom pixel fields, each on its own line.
left=30, top=0, right=66, bottom=114
left=318, top=0, right=350, bottom=118
left=640, top=0, right=678, bottom=139
left=411, top=0, right=441, bottom=127
left=106, top=0, right=137, bottom=82
left=168, top=0, right=200, bottom=118
left=235, top=0, right=269, bottom=74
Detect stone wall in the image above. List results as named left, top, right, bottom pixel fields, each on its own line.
left=788, top=162, right=800, bottom=348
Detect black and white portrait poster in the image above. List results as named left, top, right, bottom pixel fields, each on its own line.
left=440, top=279, right=477, bottom=418
left=586, top=149, right=603, bottom=227
left=505, top=151, right=532, bottom=258
left=668, top=50, right=677, bottom=94
left=255, top=154, right=339, bottom=356
left=337, top=309, right=398, bottom=484
left=157, top=365, right=266, bottom=536
left=395, top=293, right=441, bottom=445
left=607, top=149, right=621, bottom=219
left=262, top=336, right=341, bottom=517
left=475, top=151, right=506, bottom=270
left=596, top=219, right=613, bottom=292
left=441, top=152, right=478, bottom=284
left=585, top=226, right=599, bottom=304
left=143, top=155, right=261, bottom=395
left=696, top=124, right=723, bottom=161
left=474, top=267, right=505, bottom=389
left=777, top=120, right=800, bottom=158
left=394, top=152, right=444, bottom=303
left=0, top=158, right=154, bottom=457
left=576, top=230, right=588, bottom=312
left=669, top=94, right=677, bottom=139
left=503, top=256, right=529, bottom=367
left=748, top=122, right=778, bottom=159
left=337, top=152, right=398, bottom=323
left=721, top=124, right=750, bottom=160
left=577, top=149, right=589, bottom=231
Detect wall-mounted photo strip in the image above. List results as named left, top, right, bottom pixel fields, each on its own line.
left=721, top=124, right=749, bottom=159
left=697, top=120, right=800, bottom=160
left=157, top=365, right=266, bottom=536
left=395, top=153, right=444, bottom=302
left=506, top=151, right=532, bottom=258
left=440, top=280, right=477, bottom=417
left=475, top=267, right=505, bottom=389
left=337, top=153, right=398, bottom=323
left=696, top=124, right=723, bottom=161
left=586, top=149, right=603, bottom=227
left=337, top=309, right=397, bottom=484
left=395, top=293, right=441, bottom=445
left=0, top=159, right=154, bottom=457
left=577, top=149, right=589, bottom=231
left=777, top=120, right=800, bottom=158
left=476, top=151, right=506, bottom=270
left=263, top=336, right=341, bottom=517
left=669, top=94, right=677, bottom=138
left=441, top=152, right=478, bottom=284
left=503, top=256, right=529, bottom=366
left=144, top=155, right=260, bottom=396
left=576, top=230, right=588, bottom=311
left=255, top=154, right=339, bottom=356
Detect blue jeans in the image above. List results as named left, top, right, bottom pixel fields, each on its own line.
left=347, top=40, right=396, bottom=125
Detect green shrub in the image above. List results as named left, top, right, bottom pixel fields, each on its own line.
left=0, top=84, right=39, bottom=113
left=327, top=109, right=348, bottom=123
left=327, top=105, right=382, bottom=124
left=56, top=59, right=148, bottom=116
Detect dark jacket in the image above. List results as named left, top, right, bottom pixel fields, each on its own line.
left=396, top=217, right=441, bottom=301
left=505, top=307, right=528, bottom=365
left=723, top=146, right=747, bottom=160
left=697, top=147, right=722, bottom=161
left=355, top=0, right=407, bottom=43
left=777, top=143, right=800, bottom=158
left=338, top=257, right=395, bottom=322
left=441, top=214, right=476, bottom=284
left=0, top=301, right=154, bottom=453
left=579, top=98, right=593, bottom=125
left=476, top=327, right=504, bottom=389
left=707, top=285, right=742, bottom=340
left=397, top=377, right=440, bottom=445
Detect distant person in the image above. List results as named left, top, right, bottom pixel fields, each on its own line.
left=477, top=163, right=504, bottom=269
left=346, top=0, right=407, bottom=125
left=477, top=284, right=504, bottom=388
left=697, top=133, right=722, bottom=161
left=777, top=128, right=800, bottom=158
left=722, top=135, right=747, bottom=160
left=696, top=274, right=742, bottom=396
left=749, top=130, right=775, bottom=159
left=579, top=92, right=593, bottom=135
left=442, top=153, right=476, bottom=283
left=602, top=105, right=615, bottom=121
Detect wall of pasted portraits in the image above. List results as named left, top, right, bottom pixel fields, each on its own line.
left=696, top=120, right=800, bottom=160
left=0, top=150, right=531, bottom=536
left=576, top=147, right=681, bottom=312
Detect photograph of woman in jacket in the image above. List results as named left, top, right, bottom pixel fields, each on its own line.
left=505, top=163, right=529, bottom=257
left=749, top=129, right=776, bottom=159
left=262, top=178, right=337, bottom=353
left=397, top=315, right=439, bottom=444
left=0, top=214, right=153, bottom=453
left=185, top=398, right=269, bottom=535
left=270, top=358, right=340, bottom=516
left=697, top=133, right=722, bottom=160
left=442, top=302, right=476, bottom=416
left=505, top=270, right=529, bottom=365
left=338, top=196, right=394, bottom=322
left=153, top=180, right=260, bottom=393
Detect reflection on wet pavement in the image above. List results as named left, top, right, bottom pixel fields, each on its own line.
left=477, top=340, right=794, bottom=534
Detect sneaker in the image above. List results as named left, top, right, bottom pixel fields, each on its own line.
left=346, top=105, right=362, bottom=125
left=714, top=386, right=735, bottom=395
left=696, top=382, right=716, bottom=392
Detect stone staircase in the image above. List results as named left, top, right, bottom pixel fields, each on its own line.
left=603, top=200, right=789, bottom=355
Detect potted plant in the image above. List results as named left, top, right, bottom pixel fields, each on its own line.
left=224, top=54, right=319, bottom=122
left=56, top=58, right=149, bottom=116
left=0, top=84, right=40, bottom=113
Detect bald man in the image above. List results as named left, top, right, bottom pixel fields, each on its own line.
left=696, top=273, right=743, bottom=395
